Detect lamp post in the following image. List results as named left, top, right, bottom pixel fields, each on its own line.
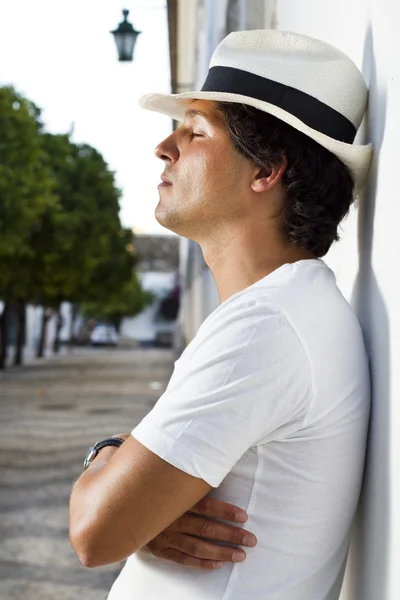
left=111, top=9, right=141, bottom=62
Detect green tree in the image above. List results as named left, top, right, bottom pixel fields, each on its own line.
left=81, top=271, right=153, bottom=332
left=0, top=87, right=146, bottom=367
left=32, top=136, right=140, bottom=354
left=81, top=228, right=152, bottom=330
left=0, top=86, right=57, bottom=367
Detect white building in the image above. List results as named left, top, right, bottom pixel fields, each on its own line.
left=168, top=1, right=399, bottom=598
left=120, top=270, right=177, bottom=346
left=120, top=234, right=180, bottom=346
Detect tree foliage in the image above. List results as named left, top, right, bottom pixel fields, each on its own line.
left=0, top=85, right=149, bottom=367
left=81, top=272, right=154, bottom=331
left=0, top=86, right=57, bottom=301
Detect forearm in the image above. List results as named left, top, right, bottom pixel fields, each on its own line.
left=69, top=441, right=126, bottom=567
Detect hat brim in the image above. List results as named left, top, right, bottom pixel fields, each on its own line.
left=140, top=90, right=373, bottom=189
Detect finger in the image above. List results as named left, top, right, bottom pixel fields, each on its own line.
left=190, top=496, right=248, bottom=523
left=169, top=513, right=257, bottom=547
left=167, top=533, right=247, bottom=563
left=156, top=548, right=224, bottom=570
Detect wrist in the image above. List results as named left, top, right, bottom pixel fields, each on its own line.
left=83, top=437, right=126, bottom=471
left=88, top=445, right=119, bottom=469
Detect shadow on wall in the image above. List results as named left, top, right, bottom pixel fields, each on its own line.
left=347, top=23, right=390, bottom=600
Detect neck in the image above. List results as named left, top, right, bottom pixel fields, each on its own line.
left=198, top=223, right=316, bottom=304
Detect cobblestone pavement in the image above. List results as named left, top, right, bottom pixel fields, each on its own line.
left=0, top=347, right=175, bottom=600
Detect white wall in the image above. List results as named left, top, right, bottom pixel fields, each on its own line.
left=273, top=1, right=399, bottom=598
left=177, top=0, right=198, bottom=93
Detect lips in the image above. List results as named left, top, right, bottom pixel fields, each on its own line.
left=158, top=174, right=173, bottom=189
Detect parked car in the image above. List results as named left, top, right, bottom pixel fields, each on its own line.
left=90, top=324, right=118, bottom=347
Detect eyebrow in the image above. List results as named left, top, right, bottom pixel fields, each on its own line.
left=184, top=108, right=210, bottom=121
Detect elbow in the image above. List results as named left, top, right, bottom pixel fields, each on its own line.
left=75, top=550, right=99, bottom=569
left=69, top=521, right=131, bottom=568
left=69, top=523, right=104, bottom=569
left=70, top=492, right=105, bottom=568
left=69, top=497, right=139, bottom=567
left=70, top=536, right=103, bottom=569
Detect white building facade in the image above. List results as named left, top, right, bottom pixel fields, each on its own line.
left=174, top=1, right=399, bottom=598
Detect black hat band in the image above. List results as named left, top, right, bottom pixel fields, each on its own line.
left=201, top=66, right=356, bottom=144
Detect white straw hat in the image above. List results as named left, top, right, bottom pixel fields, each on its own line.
left=140, top=29, right=373, bottom=187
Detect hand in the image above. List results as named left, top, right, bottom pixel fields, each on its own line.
left=144, top=496, right=257, bottom=569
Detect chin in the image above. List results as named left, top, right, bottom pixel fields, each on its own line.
left=155, top=207, right=181, bottom=233
left=155, top=209, right=194, bottom=239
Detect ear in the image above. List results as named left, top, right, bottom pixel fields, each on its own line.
left=251, top=156, right=288, bottom=193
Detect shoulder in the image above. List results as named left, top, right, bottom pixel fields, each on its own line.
left=187, top=292, right=309, bottom=373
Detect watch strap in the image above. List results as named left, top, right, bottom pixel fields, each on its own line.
left=83, top=437, right=126, bottom=470
left=93, top=437, right=126, bottom=453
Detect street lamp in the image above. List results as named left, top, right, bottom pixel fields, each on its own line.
left=111, top=9, right=141, bottom=62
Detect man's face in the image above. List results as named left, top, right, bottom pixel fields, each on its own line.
left=153, top=100, right=251, bottom=240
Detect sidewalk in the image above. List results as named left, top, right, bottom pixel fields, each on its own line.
left=0, top=346, right=175, bottom=600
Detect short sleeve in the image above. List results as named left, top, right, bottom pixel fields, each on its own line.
left=132, top=298, right=312, bottom=487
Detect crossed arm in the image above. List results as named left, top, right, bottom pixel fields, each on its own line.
left=70, top=434, right=214, bottom=567
left=70, top=434, right=254, bottom=568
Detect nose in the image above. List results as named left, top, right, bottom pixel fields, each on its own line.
left=154, top=132, right=179, bottom=163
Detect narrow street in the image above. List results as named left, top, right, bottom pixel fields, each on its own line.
left=0, top=347, right=175, bottom=600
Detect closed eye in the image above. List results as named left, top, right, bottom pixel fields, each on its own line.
left=181, top=124, right=205, bottom=139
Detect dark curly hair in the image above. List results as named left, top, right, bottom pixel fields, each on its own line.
left=215, top=101, right=355, bottom=258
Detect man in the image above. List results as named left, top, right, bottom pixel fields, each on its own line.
left=70, top=30, right=372, bottom=599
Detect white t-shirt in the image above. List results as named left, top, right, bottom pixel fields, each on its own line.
left=108, top=258, right=370, bottom=600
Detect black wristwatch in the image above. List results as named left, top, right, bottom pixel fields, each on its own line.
left=83, top=437, right=126, bottom=471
